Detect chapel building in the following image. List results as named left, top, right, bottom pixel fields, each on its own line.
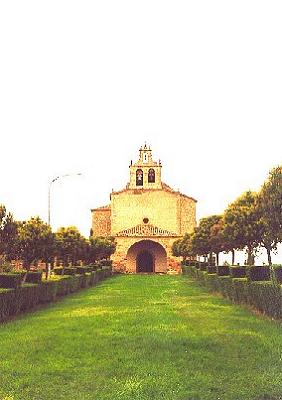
left=91, top=144, right=197, bottom=273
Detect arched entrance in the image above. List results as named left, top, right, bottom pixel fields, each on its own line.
left=126, top=240, right=167, bottom=273
left=137, top=250, right=154, bottom=272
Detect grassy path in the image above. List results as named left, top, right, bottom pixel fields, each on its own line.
left=1, top=275, right=282, bottom=400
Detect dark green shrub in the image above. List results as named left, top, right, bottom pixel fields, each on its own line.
left=89, top=271, right=97, bottom=285
left=76, top=266, right=89, bottom=275
left=188, top=265, right=197, bottom=278
left=78, top=274, right=87, bottom=288
left=274, top=266, right=282, bottom=284
left=84, top=265, right=95, bottom=272
left=183, top=260, right=197, bottom=266
left=63, top=268, right=77, bottom=276
left=217, top=276, right=234, bottom=300
left=26, top=271, right=43, bottom=284
left=53, top=267, right=64, bottom=275
left=93, top=262, right=101, bottom=270
left=247, top=266, right=270, bottom=281
left=187, top=262, right=282, bottom=320
left=0, top=264, right=112, bottom=323
left=99, top=259, right=113, bottom=267
left=85, top=273, right=92, bottom=287
left=207, top=266, right=216, bottom=274
left=199, top=264, right=207, bottom=271
left=102, top=266, right=112, bottom=277
left=39, top=281, right=58, bottom=303
left=0, top=273, right=22, bottom=289
left=95, top=269, right=104, bottom=281
left=19, top=284, right=40, bottom=311
left=247, top=282, right=282, bottom=318
left=56, top=276, right=73, bottom=296
left=229, top=266, right=246, bottom=278
left=204, top=274, right=219, bottom=291
left=0, top=289, right=16, bottom=321
left=181, top=266, right=189, bottom=275
left=232, top=278, right=249, bottom=304
left=69, top=276, right=81, bottom=292
left=216, top=266, right=230, bottom=276
left=196, top=270, right=206, bottom=285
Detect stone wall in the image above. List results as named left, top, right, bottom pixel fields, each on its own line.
left=179, top=196, right=197, bottom=235
left=91, top=208, right=111, bottom=237
left=111, top=236, right=182, bottom=273
left=110, top=189, right=196, bottom=236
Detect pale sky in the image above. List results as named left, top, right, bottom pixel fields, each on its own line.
left=0, top=1, right=281, bottom=263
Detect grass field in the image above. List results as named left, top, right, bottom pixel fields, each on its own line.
left=1, top=274, right=282, bottom=400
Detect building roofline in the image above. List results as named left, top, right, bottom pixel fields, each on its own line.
left=91, top=205, right=111, bottom=212
left=110, top=182, right=197, bottom=202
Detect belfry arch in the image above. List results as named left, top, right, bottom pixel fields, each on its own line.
left=126, top=240, right=167, bottom=273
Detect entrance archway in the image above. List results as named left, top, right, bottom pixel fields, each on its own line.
left=137, top=250, right=154, bottom=272
left=126, top=240, right=167, bottom=273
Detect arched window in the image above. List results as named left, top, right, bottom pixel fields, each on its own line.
left=136, top=169, right=143, bottom=186
left=148, top=168, right=155, bottom=183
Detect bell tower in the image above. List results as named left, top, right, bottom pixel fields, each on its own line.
left=128, top=144, right=162, bottom=189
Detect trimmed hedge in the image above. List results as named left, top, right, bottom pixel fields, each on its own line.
left=63, top=267, right=77, bottom=276
left=39, top=280, right=59, bottom=303
left=0, top=273, right=22, bottom=289
left=76, top=266, right=89, bottom=275
left=229, top=266, right=246, bottom=278
left=53, top=267, right=64, bottom=275
left=183, top=265, right=282, bottom=320
left=247, top=266, right=270, bottom=281
left=216, top=266, right=230, bottom=276
left=274, top=267, right=282, bottom=284
left=0, top=266, right=112, bottom=323
left=25, top=271, right=43, bottom=284
left=99, top=259, right=113, bottom=267
left=181, top=266, right=189, bottom=275
left=207, top=266, right=217, bottom=274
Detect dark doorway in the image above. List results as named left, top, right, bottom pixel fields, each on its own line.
left=137, top=251, right=154, bottom=273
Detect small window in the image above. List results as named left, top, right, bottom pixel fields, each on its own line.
left=143, top=217, right=149, bottom=224
left=148, top=168, right=155, bottom=183
left=136, top=169, right=143, bottom=186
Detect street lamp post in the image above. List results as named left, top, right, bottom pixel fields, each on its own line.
left=48, top=173, right=82, bottom=226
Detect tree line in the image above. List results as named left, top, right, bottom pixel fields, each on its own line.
left=0, top=211, right=116, bottom=270
left=172, top=165, right=282, bottom=266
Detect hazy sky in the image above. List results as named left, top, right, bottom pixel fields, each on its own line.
left=0, top=1, right=281, bottom=262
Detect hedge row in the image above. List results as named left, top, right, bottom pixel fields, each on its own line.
left=0, top=263, right=109, bottom=289
left=182, top=265, right=282, bottom=320
left=53, top=263, right=107, bottom=276
left=0, top=267, right=112, bottom=323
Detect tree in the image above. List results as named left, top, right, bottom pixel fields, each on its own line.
left=88, top=236, right=116, bottom=262
left=172, top=233, right=193, bottom=261
left=15, top=216, right=55, bottom=270
left=256, top=165, right=282, bottom=265
left=223, top=191, right=262, bottom=265
left=0, top=205, right=18, bottom=261
left=172, top=238, right=182, bottom=258
left=55, top=226, right=88, bottom=265
left=191, top=215, right=222, bottom=263
left=209, top=216, right=226, bottom=266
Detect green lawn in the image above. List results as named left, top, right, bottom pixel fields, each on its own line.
left=1, top=274, right=282, bottom=400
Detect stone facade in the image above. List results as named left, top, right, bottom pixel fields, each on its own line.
left=91, top=144, right=197, bottom=273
